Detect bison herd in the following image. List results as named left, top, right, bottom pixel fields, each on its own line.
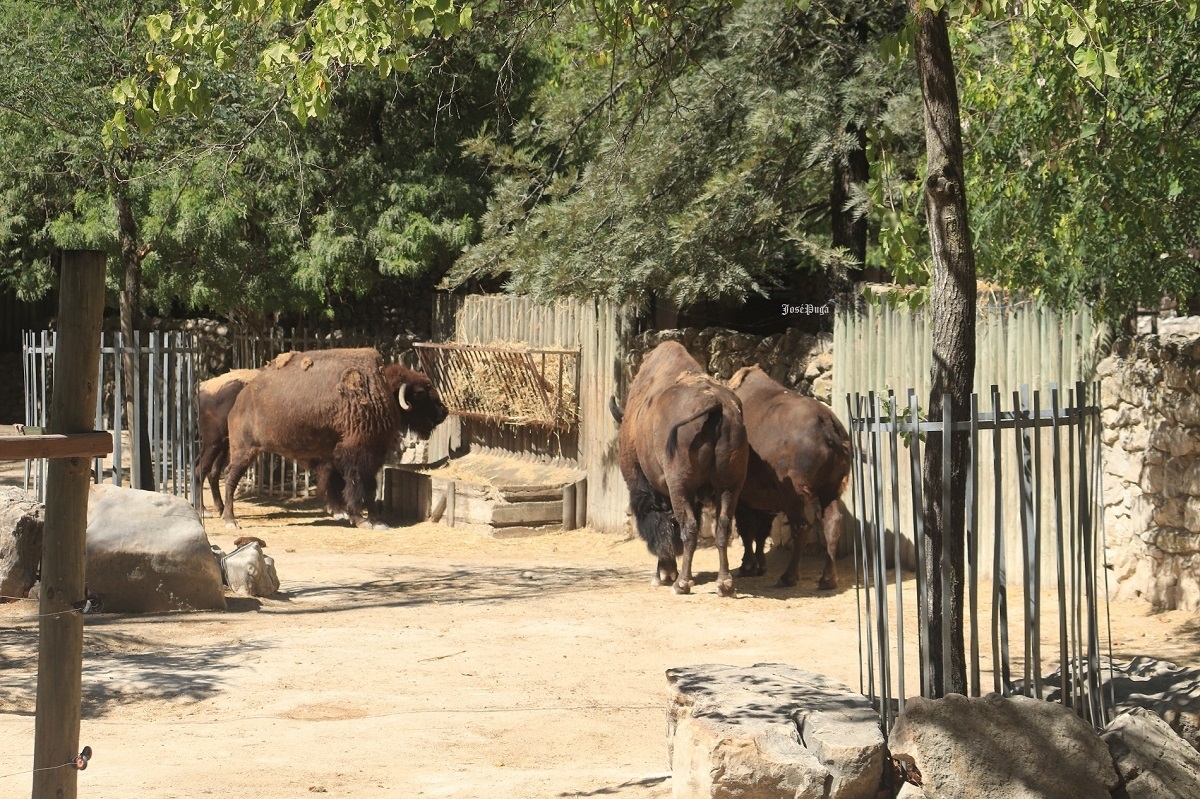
left=198, top=342, right=849, bottom=597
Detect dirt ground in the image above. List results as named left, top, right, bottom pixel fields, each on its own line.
left=2, top=492, right=1200, bottom=799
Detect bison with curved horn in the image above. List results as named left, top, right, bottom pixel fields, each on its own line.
left=610, top=341, right=748, bottom=596
left=728, top=365, right=850, bottom=589
left=221, top=348, right=447, bottom=529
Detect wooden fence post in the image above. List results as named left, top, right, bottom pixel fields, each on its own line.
left=32, top=250, right=106, bottom=799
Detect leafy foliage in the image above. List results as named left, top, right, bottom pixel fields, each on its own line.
left=0, top=1, right=541, bottom=320
left=449, top=0, right=915, bottom=306
left=960, top=3, right=1200, bottom=316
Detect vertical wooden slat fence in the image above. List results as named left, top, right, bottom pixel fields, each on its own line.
left=22, top=330, right=198, bottom=503
left=848, top=383, right=1112, bottom=735
left=833, top=297, right=1107, bottom=589
left=433, top=293, right=635, bottom=534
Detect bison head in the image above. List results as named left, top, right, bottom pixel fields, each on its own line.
left=383, top=363, right=449, bottom=438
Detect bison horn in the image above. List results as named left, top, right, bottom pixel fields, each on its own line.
left=397, top=383, right=411, bottom=411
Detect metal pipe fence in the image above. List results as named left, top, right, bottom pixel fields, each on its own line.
left=847, top=382, right=1112, bottom=734
left=22, top=330, right=198, bottom=502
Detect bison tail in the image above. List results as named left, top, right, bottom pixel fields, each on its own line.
left=665, top=403, right=722, bottom=459
left=609, top=395, right=624, bottom=423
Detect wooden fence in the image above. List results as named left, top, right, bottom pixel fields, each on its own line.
left=832, top=296, right=1108, bottom=588
left=849, top=383, right=1112, bottom=733
left=22, top=330, right=198, bottom=503
left=434, top=293, right=635, bottom=534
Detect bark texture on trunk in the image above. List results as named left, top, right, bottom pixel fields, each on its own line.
left=912, top=5, right=975, bottom=697
left=110, top=167, right=155, bottom=490
left=831, top=123, right=871, bottom=282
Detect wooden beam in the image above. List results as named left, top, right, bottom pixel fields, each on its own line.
left=33, top=250, right=106, bottom=799
left=0, top=432, right=112, bottom=461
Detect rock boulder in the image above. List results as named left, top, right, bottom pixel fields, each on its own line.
left=887, top=693, right=1119, bottom=799
left=667, top=663, right=884, bottom=799
left=86, top=484, right=226, bottom=613
left=0, top=486, right=43, bottom=601
left=1103, top=707, right=1200, bottom=799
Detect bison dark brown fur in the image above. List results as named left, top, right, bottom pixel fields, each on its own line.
left=729, top=365, right=850, bottom=589
left=612, top=341, right=749, bottom=597
left=221, top=348, right=447, bottom=529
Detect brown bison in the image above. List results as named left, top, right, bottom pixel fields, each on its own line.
left=221, top=348, right=448, bottom=529
left=196, top=368, right=261, bottom=515
left=611, top=341, right=749, bottom=596
left=729, top=366, right=850, bottom=589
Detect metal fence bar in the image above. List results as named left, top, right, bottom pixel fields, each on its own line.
left=967, top=393, right=980, bottom=697
left=113, top=332, right=124, bottom=486
left=939, top=393, right=953, bottom=687
left=21, top=328, right=197, bottom=502
left=1014, top=388, right=1034, bottom=697
left=849, top=384, right=1108, bottom=733
left=907, top=389, right=930, bottom=697
left=868, top=393, right=891, bottom=731
left=847, top=393, right=867, bottom=698
left=853, top=394, right=876, bottom=706
left=887, top=391, right=906, bottom=717
left=1050, top=385, right=1070, bottom=708
left=992, top=386, right=1011, bottom=695
left=1031, top=387, right=1044, bottom=699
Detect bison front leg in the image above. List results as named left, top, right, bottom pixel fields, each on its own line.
left=317, top=462, right=350, bottom=520
left=335, top=449, right=389, bottom=530
left=734, top=506, right=773, bottom=577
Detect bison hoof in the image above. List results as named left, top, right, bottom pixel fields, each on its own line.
left=224, top=520, right=240, bottom=530
left=776, top=574, right=798, bottom=588
left=717, top=579, right=736, bottom=598
left=818, top=577, right=838, bottom=590
left=671, top=580, right=694, bottom=595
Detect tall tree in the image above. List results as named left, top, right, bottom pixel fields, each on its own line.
left=911, top=3, right=975, bottom=696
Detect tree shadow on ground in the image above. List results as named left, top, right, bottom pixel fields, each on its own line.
left=268, top=564, right=634, bottom=616
left=723, top=547, right=857, bottom=601
left=558, top=773, right=670, bottom=797
left=0, top=624, right=266, bottom=719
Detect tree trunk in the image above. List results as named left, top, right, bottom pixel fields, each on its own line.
left=831, top=123, right=871, bottom=284
left=912, top=5, right=975, bottom=698
left=109, top=168, right=155, bottom=490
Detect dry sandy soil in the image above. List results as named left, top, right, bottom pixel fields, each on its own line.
left=2, top=493, right=1200, bottom=799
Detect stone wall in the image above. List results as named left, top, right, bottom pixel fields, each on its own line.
left=1099, top=318, right=1200, bottom=611
left=628, top=326, right=834, bottom=403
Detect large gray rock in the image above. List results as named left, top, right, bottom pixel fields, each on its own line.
left=667, top=663, right=884, bottom=799
left=887, top=693, right=1119, bottom=799
left=1038, top=657, right=1200, bottom=752
left=86, top=484, right=226, bottom=613
left=1103, top=707, right=1200, bottom=799
left=222, top=541, right=279, bottom=597
left=0, top=486, right=43, bottom=601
